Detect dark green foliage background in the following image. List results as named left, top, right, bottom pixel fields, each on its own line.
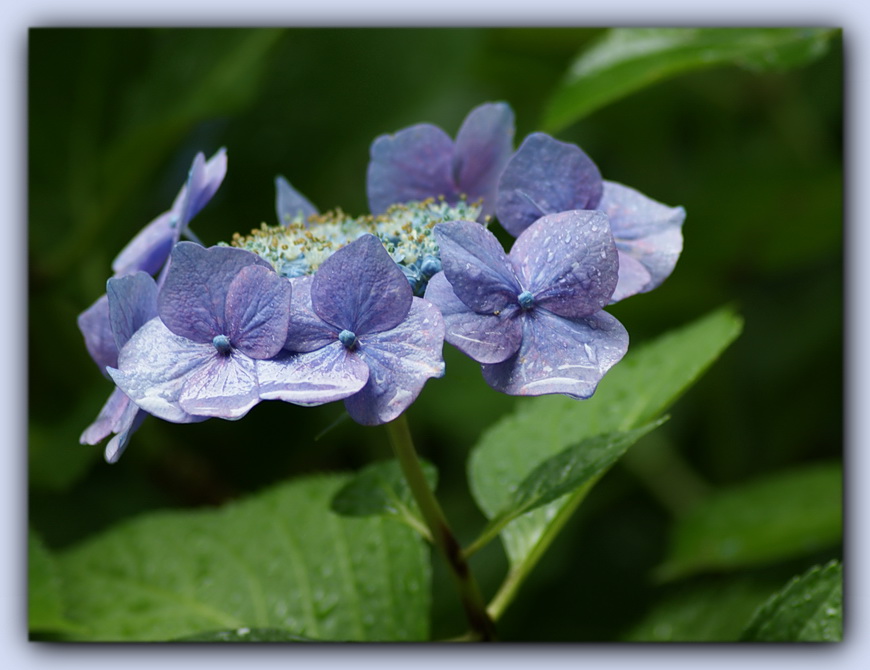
left=28, top=28, right=842, bottom=641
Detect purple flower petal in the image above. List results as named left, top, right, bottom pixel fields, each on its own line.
left=311, top=234, right=412, bottom=336
left=275, top=175, right=318, bottom=225
left=108, top=317, right=217, bottom=423
left=111, top=208, right=178, bottom=277
left=257, top=344, right=370, bottom=405
left=424, top=271, right=522, bottom=364
left=283, top=276, right=341, bottom=353
left=481, top=308, right=628, bottom=398
left=599, top=180, right=685, bottom=301
left=158, top=242, right=272, bottom=343
left=79, top=386, right=131, bottom=445
left=452, top=102, right=515, bottom=218
left=103, top=400, right=148, bottom=464
left=496, top=132, right=603, bottom=237
left=106, top=271, right=159, bottom=351
left=178, top=148, right=228, bottom=228
left=78, top=294, right=117, bottom=377
left=433, top=221, right=520, bottom=313
left=343, top=298, right=445, bottom=425
left=366, top=124, right=456, bottom=214
left=610, top=251, right=653, bottom=304
left=225, top=265, right=292, bottom=359
left=509, top=210, right=619, bottom=319
left=177, top=352, right=260, bottom=420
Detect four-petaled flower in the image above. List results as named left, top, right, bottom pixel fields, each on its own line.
left=257, top=234, right=446, bottom=425
left=497, top=132, right=685, bottom=303
left=424, top=213, right=628, bottom=398
left=366, top=102, right=514, bottom=221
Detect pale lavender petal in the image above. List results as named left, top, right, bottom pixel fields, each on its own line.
left=178, top=148, right=228, bottom=228
left=283, top=276, right=339, bottom=352
left=225, top=265, right=292, bottom=359
left=509, top=210, right=619, bottom=319
left=257, top=344, right=369, bottom=405
left=111, top=209, right=177, bottom=277
left=496, top=132, right=603, bottom=237
left=600, top=180, right=685, bottom=300
left=158, top=242, right=272, bottom=343
left=610, top=251, right=652, bottom=304
left=102, top=400, right=147, bottom=464
left=343, top=298, right=445, bottom=425
left=452, top=102, right=515, bottom=219
left=424, top=271, right=521, bottom=364
left=367, top=124, right=457, bottom=214
left=434, top=221, right=520, bottom=313
left=482, top=309, right=628, bottom=398
left=78, top=294, right=117, bottom=377
left=79, top=387, right=130, bottom=445
left=177, top=353, right=260, bottom=420
left=311, top=234, right=412, bottom=336
left=108, top=317, right=216, bottom=423
left=106, top=271, right=159, bottom=351
left=275, top=175, right=318, bottom=226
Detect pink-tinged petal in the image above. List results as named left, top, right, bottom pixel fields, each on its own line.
left=367, top=124, right=457, bottom=214
left=111, top=208, right=178, bottom=277
left=158, top=242, right=272, bottom=343
left=275, top=175, right=318, bottom=226
left=509, top=210, right=619, bottom=319
left=311, top=234, right=412, bottom=336
left=496, top=133, right=603, bottom=237
left=106, top=272, right=158, bottom=351
left=284, top=276, right=339, bottom=352
left=177, top=353, right=260, bottom=420
left=108, top=317, right=216, bottom=423
left=78, top=294, right=117, bottom=377
left=610, top=251, right=652, bottom=304
left=178, top=148, right=228, bottom=229
left=434, top=221, right=520, bottom=313
left=225, top=265, right=292, bottom=359
left=482, top=309, right=628, bottom=399
left=424, top=271, right=521, bottom=364
left=452, top=102, right=515, bottom=219
left=344, top=298, right=445, bottom=425
left=257, top=344, right=370, bottom=405
left=600, top=180, right=685, bottom=300
left=80, top=387, right=131, bottom=445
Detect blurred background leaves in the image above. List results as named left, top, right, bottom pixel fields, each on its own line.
left=29, top=27, right=841, bottom=641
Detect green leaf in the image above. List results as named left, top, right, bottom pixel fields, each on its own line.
left=740, top=561, right=842, bottom=641
left=55, top=474, right=430, bottom=641
left=543, top=28, right=836, bottom=131
left=656, top=462, right=842, bottom=581
left=330, top=459, right=437, bottom=539
left=28, top=531, right=80, bottom=636
left=470, top=306, right=743, bottom=571
left=174, top=627, right=319, bottom=642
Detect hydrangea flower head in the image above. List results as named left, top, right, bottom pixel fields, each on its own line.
left=496, top=132, right=685, bottom=303
left=109, top=242, right=291, bottom=422
left=424, top=212, right=628, bottom=398
left=257, top=234, right=446, bottom=425
left=112, top=148, right=227, bottom=277
left=366, top=102, right=514, bottom=221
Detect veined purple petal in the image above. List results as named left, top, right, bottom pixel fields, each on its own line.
left=102, top=400, right=148, bottom=464
left=257, top=344, right=369, bottom=405
left=158, top=242, right=272, bottom=343
left=509, top=210, right=619, bottom=319
left=177, top=352, right=260, bottom=420
left=178, top=148, right=228, bottom=228
left=275, top=175, right=318, bottom=226
left=111, top=209, right=178, bottom=277
left=424, top=271, right=521, bottom=364
left=78, top=294, right=117, bottom=377
left=482, top=309, right=628, bottom=398
left=311, top=234, right=413, bottom=336
left=108, top=317, right=217, bottom=423
left=343, top=298, right=445, bottom=425
left=452, top=102, right=515, bottom=219
left=599, top=180, right=685, bottom=301
left=610, top=252, right=652, bottom=304
left=496, top=133, right=603, bottom=237
left=80, top=386, right=131, bottom=445
left=283, top=276, right=340, bottom=352
left=225, top=265, right=292, bottom=359
left=367, top=124, right=457, bottom=214
left=106, top=271, right=159, bottom=351
left=434, top=221, right=520, bottom=313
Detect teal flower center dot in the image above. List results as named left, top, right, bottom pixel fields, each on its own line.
left=518, top=290, right=535, bottom=310
left=212, top=334, right=232, bottom=355
left=339, top=329, right=359, bottom=350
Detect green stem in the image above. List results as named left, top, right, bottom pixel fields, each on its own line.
left=385, top=415, right=496, bottom=641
